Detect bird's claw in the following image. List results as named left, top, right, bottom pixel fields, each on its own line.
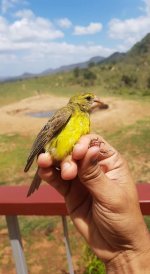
left=89, top=138, right=109, bottom=156
left=89, top=138, right=104, bottom=148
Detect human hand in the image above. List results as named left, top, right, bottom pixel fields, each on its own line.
left=37, top=134, right=150, bottom=272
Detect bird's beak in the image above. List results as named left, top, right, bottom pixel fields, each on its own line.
left=92, top=96, right=103, bottom=107
left=93, top=96, right=102, bottom=104
left=91, top=96, right=108, bottom=111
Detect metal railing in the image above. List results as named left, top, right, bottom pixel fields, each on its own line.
left=0, top=183, right=150, bottom=274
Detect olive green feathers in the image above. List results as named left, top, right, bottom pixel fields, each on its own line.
left=24, top=92, right=101, bottom=197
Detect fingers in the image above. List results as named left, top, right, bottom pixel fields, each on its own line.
left=60, top=155, right=78, bottom=180
left=36, top=134, right=124, bottom=197
left=37, top=152, right=78, bottom=181
left=37, top=152, right=53, bottom=168
left=37, top=135, right=118, bottom=181
left=38, top=166, right=54, bottom=183
left=37, top=152, right=71, bottom=196
left=72, top=135, right=91, bottom=160
left=77, top=145, right=110, bottom=201
left=72, top=134, right=126, bottom=177
left=72, top=134, right=117, bottom=161
left=60, top=134, right=102, bottom=180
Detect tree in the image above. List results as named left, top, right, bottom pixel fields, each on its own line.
left=146, top=76, right=150, bottom=89
left=121, top=74, right=137, bottom=87
left=73, top=67, right=80, bottom=78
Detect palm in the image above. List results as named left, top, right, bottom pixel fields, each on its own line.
left=38, top=134, right=143, bottom=262
left=62, top=149, right=136, bottom=261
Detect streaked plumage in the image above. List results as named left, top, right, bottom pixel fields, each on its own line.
left=24, top=92, right=101, bottom=197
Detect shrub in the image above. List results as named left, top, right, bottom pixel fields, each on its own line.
left=83, top=247, right=106, bottom=274
left=121, top=74, right=137, bottom=86
left=146, top=76, right=150, bottom=89
left=73, top=67, right=80, bottom=78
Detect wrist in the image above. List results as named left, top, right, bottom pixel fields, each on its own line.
left=106, top=245, right=150, bottom=274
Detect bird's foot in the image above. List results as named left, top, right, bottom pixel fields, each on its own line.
left=89, top=137, right=104, bottom=148
left=89, top=138, right=108, bottom=156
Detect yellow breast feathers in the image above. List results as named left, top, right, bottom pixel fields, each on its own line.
left=45, top=109, right=90, bottom=161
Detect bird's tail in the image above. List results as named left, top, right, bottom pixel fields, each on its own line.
left=27, top=168, right=42, bottom=197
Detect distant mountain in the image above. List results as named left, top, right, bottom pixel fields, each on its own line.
left=101, top=52, right=126, bottom=64
left=1, top=32, right=150, bottom=83
left=40, top=56, right=105, bottom=76
left=0, top=56, right=105, bottom=82
left=128, top=33, right=150, bottom=56
left=97, top=33, right=150, bottom=67
left=97, top=33, right=150, bottom=95
left=0, top=72, right=35, bottom=83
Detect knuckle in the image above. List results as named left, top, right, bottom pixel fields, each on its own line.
left=80, top=164, right=103, bottom=184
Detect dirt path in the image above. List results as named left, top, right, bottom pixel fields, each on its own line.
left=0, top=94, right=149, bottom=135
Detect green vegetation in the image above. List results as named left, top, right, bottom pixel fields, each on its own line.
left=0, top=34, right=150, bottom=106
left=84, top=247, right=106, bottom=274
left=99, top=118, right=150, bottom=183
left=144, top=216, right=150, bottom=231
left=0, top=32, right=150, bottom=273
left=19, top=216, right=58, bottom=237
left=0, top=133, right=34, bottom=184
left=73, top=67, right=97, bottom=86
left=0, top=116, right=149, bottom=186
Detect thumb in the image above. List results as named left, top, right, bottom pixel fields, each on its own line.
left=78, top=146, right=110, bottom=201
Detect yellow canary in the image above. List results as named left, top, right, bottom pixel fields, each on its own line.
left=24, top=92, right=102, bottom=197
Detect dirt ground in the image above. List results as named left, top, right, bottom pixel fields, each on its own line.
left=0, top=94, right=150, bottom=135
left=0, top=94, right=150, bottom=274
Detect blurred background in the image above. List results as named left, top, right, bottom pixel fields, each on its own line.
left=0, top=0, right=150, bottom=273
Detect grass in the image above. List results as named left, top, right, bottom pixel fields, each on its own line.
left=144, top=216, right=150, bottom=230
left=0, top=133, right=35, bottom=185
left=0, top=116, right=149, bottom=185
left=95, top=117, right=150, bottom=183
left=0, top=80, right=149, bottom=273
left=83, top=247, right=106, bottom=274
left=18, top=216, right=58, bottom=237
left=0, top=73, right=80, bottom=106
left=0, top=69, right=150, bottom=107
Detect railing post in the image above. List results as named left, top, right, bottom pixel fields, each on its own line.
left=62, top=216, right=75, bottom=274
left=6, top=215, right=28, bottom=274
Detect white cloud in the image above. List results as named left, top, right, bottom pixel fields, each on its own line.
left=15, top=9, right=34, bottom=19
left=57, top=18, right=72, bottom=29
left=74, top=22, right=103, bottom=35
left=108, top=0, right=150, bottom=50
left=10, top=18, right=64, bottom=42
left=0, top=40, right=114, bottom=76
left=0, top=10, right=114, bottom=77
left=0, top=4, right=117, bottom=77
left=0, top=16, right=8, bottom=31
left=109, top=17, right=150, bottom=40
left=1, top=0, right=27, bottom=14
left=141, top=0, right=150, bottom=15
left=0, top=10, right=64, bottom=44
left=0, top=53, right=17, bottom=62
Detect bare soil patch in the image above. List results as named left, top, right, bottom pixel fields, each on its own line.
left=0, top=94, right=149, bottom=274
left=0, top=94, right=149, bottom=135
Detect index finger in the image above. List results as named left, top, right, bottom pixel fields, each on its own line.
left=72, top=134, right=116, bottom=161
left=37, top=152, right=53, bottom=168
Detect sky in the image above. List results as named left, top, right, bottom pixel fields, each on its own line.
left=0, top=0, right=150, bottom=77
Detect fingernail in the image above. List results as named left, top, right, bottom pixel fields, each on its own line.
left=90, top=146, right=100, bottom=153
left=63, top=162, right=71, bottom=170
left=74, top=143, right=84, bottom=152
left=45, top=152, right=50, bottom=157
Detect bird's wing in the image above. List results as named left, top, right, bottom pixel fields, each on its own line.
left=24, top=106, right=72, bottom=172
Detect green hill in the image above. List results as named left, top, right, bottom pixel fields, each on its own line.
left=96, top=33, right=150, bottom=95
left=128, top=33, right=150, bottom=57
left=0, top=33, right=150, bottom=106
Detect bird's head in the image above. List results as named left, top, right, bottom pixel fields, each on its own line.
left=69, top=92, right=102, bottom=112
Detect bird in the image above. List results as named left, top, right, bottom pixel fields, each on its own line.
left=24, top=92, right=102, bottom=197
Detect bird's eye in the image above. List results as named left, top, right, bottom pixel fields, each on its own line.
left=86, top=96, right=92, bottom=101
